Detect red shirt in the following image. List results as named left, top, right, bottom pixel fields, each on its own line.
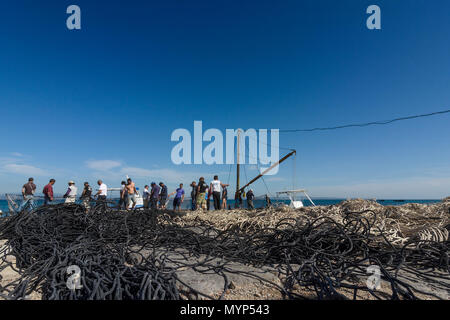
left=43, top=184, right=54, bottom=198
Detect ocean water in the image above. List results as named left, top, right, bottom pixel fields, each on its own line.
left=0, top=198, right=441, bottom=216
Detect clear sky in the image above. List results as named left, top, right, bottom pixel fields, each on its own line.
left=0, top=0, right=449, bottom=198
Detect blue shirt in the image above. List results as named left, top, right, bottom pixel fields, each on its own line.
left=175, top=188, right=185, bottom=199
left=160, top=185, right=168, bottom=197
left=151, top=185, right=160, bottom=199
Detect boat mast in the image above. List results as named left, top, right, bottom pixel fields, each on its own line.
left=235, top=129, right=241, bottom=208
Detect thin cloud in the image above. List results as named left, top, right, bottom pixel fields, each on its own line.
left=85, top=160, right=122, bottom=171
left=3, top=164, right=47, bottom=176
left=10, top=152, right=24, bottom=157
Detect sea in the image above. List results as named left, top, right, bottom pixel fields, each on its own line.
left=0, top=198, right=441, bottom=217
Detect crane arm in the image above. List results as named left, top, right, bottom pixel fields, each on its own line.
left=238, top=150, right=296, bottom=194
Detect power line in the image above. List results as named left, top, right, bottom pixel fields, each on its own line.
left=279, top=109, right=450, bottom=133
left=256, top=162, right=273, bottom=197
left=232, top=109, right=450, bottom=153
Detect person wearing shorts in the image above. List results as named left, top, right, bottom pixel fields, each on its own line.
left=221, top=186, right=228, bottom=209
left=170, top=183, right=185, bottom=212
left=196, top=177, right=208, bottom=210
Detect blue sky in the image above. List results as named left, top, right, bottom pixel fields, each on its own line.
left=0, top=0, right=449, bottom=198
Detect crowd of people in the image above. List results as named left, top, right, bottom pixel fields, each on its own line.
left=17, top=175, right=259, bottom=213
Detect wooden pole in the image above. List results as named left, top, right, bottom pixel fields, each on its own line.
left=235, top=129, right=241, bottom=208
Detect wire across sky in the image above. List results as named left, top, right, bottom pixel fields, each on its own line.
left=279, top=109, right=450, bottom=133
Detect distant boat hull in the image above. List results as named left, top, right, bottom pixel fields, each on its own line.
left=290, top=201, right=304, bottom=209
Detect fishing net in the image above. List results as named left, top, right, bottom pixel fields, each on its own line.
left=0, top=199, right=448, bottom=300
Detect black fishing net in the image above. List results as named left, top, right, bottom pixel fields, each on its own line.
left=0, top=202, right=448, bottom=300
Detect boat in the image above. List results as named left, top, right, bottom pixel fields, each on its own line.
left=230, top=130, right=316, bottom=209
left=276, top=189, right=316, bottom=208
left=107, top=187, right=144, bottom=209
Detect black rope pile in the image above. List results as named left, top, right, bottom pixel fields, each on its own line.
left=0, top=203, right=448, bottom=300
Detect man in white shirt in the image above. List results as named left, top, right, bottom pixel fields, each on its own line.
left=95, top=180, right=108, bottom=203
left=210, top=175, right=229, bottom=210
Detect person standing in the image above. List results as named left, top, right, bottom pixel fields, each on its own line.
left=246, top=189, right=255, bottom=210
left=265, top=194, right=272, bottom=208
left=63, top=181, right=78, bottom=204
left=80, top=182, right=92, bottom=212
left=206, top=188, right=212, bottom=211
left=43, top=179, right=55, bottom=205
left=143, top=185, right=151, bottom=209
left=235, top=192, right=243, bottom=209
left=159, top=182, right=168, bottom=209
left=150, top=182, right=160, bottom=210
left=119, top=181, right=127, bottom=209
left=196, top=177, right=208, bottom=210
left=190, top=181, right=197, bottom=210
left=18, top=177, right=36, bottom=212
left=125, top=178, right=137, bottom=210
left=210, top=175, right=229, bottom=210
left=95, top=180, right=107, bottom=203
left=170, top=183, right=185, bottom=212
left=221, top=186, right=228, bottom=210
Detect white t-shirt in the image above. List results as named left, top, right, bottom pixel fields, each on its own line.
left=99, top=183, right=107, bottom=196
left=211, top=180, right=221, bottom=193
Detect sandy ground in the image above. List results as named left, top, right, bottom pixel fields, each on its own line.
left=0, top=240, right=41, bottom=300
